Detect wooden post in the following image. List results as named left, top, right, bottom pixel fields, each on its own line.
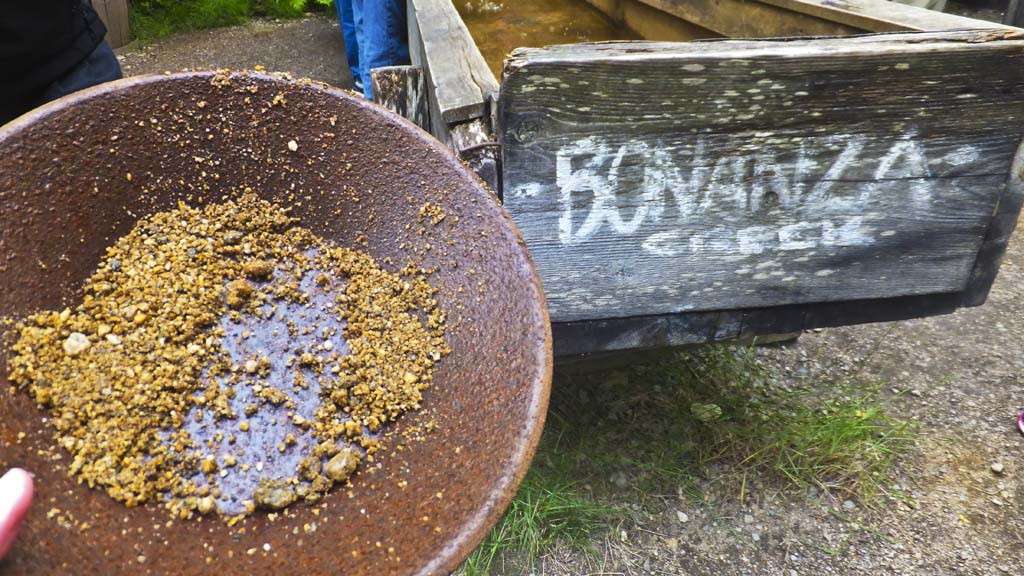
left=371, top=65, right=430, bottom=131
left=92, top=0, right=131, bottom=49
left=406, top=0, right=501, bottom=194
left=1006, top=0, right=1024, bottom=27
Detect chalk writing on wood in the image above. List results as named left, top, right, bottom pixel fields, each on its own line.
left=500, top=31, right=1024, bottom=323
left=519, top=132, right=978, bottom=257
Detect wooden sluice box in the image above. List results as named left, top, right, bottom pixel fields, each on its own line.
left=384, top=0, right=1024, bottom=356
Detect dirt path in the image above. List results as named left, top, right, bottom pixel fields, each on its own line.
left=116, top=15, right=353, bottom=89
left=582, top=221, right=1024, bottom=576
left=110, top=14, right=1023, bottom=575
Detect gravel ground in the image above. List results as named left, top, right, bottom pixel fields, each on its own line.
left=111, top=10, right=1023, bottom=575
left=116, top=14, right=353, bottom=89
left=568, top=218, right=1024, bottom=575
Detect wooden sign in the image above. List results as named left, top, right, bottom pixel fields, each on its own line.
left=500, top=30, right=1024, bottom=323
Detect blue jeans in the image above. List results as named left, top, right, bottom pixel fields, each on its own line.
left=38, top=41, right=122, bottom=107
left=336, top=0, right=410, bottom=99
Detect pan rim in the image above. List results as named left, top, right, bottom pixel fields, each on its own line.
left=0, top=70, right=554, bottom=576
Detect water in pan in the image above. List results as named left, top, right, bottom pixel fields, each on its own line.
left=171, top=264, right=364, bottom=516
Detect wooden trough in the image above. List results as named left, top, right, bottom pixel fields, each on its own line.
left=377, top=0, right=1024, bottom=356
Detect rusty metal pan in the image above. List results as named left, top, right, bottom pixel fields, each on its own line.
left=0, top=71, right=552, bottom=575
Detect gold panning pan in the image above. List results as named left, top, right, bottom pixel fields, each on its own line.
left=0, top=71, right=552, bottom=575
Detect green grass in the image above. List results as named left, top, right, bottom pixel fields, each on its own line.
left=458, top=469, right=621, bottom=575
left=457, top=343, right=914, bottom=573
left=130, top=0, right=333, bottom=42
left=665, top=345, right=915, bottom=498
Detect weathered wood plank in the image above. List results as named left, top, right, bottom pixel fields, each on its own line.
left=584, top=0, right=1007, bottom=42
left=407, top=0, right=498, bottom=129
left=962, top=131, right=1024, bottom=305
left=552, top=291, right=965, bottom=355
left=754, top=0, right=1009, bottom=32
left=500, top=30, right=1024, bottom=323
left=583, top=0, right=861, bottom=38
left=93, top=0, right=131, bottom=49
left=370, top=65, right=429, bottom=131
left=614, top=0, right=719, bottom=41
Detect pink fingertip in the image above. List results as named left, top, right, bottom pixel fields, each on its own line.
left=0, top=468, right=34, bottom=560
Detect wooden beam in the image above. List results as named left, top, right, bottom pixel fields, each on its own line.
left=585, top=0, right=860, bottom=38
left=406, top=0, right=498, bottom=132
left=754, top=0, right=1010, bottom=32
left=583, top=0, right=1007, bottom=39
left=551, top=292, right=965, bottom=355
left=500, top=30, right=1024, bottom=324
left=617, top=0, right=719, bottom=41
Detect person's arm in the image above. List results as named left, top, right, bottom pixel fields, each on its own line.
left=0, top=469, right=33, bottom=560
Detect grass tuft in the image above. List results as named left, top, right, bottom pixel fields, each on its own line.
left=129, top=0, right=334, bottom=42
left=457, top=343, right=914, bottom=572
left=662, top=345, right=914, bottom=498
left=458, top=469, right=621, bottom=575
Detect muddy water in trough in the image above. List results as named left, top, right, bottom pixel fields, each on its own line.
left=457, top=0, right=642, bottom=77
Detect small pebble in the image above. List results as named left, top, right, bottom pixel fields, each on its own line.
left=253, top=481, right=296, bottom=510
left=287, top=140, right=298, bottom=152
left=325, top=448, right=362, bottom=482
left=197, top=496, right=216, bottom=515
left=62, top=333, right=91, bottom=356
left=991, top=462, right=1005, bottom=474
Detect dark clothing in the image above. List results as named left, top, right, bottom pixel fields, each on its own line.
left=37, top=41, right=122, bottom=107
left=1, top=0, right=109, bottom=125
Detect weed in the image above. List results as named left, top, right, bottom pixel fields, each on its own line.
left=664, top=345, right=915, bottom=499
left=130, top=0, right=334, bottom=42
left=458, top=467, right=621, bottom=575
left=457, top=344, right=914, bottom=571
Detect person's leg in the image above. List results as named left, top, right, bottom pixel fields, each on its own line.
left=37, top=41, right=122, bottom=106
left=336, top=0, right=361, bottom=92
left=357, top=0, right=410, bottom=99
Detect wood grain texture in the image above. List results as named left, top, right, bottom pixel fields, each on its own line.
left=500, top=30, right=1024, bottom=323
left=605, top=0, right=862, bottom=37
left=612, top=0, right=719, bottom=41
left=407, top=0, right=498, bottom=129
left=552, top=291, right=964, bottom=355
left=963, top=131, right=1024, bottom=305
left=585, top=0, right=1007, bottom=39
left=371, top=65, right=429, bottom=131
left=92, top=0, right=131, bottom=48
left=754, top=0, right=1009, bottom=32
